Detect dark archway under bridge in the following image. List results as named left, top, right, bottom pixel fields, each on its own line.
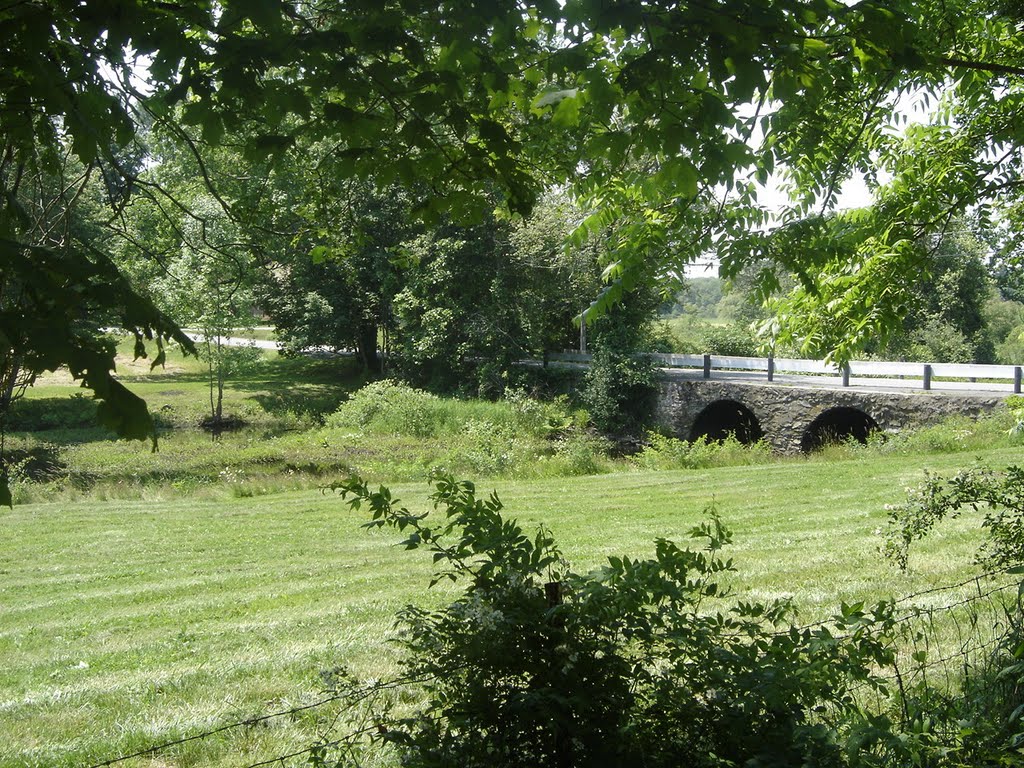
left=653, top=373, right=1007, bottom=453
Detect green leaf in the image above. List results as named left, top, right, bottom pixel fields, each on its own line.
left=310, top=245, right=333, bottom=263
left=245, top=134, right=294, bottom=162
left=802, top=38, right=831, bottom=58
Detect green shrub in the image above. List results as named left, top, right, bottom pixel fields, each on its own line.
left=879, top=412, right=1018, bottom=456
left=327, top=380, right=579, bottom=443
left=324, top=474, right=900, bottom=768
left=581, top=348, right=657, bottom=434
left=327, top=380, right=448, bottom=437
left=881, top=463, right=1024, bottom=765
left=443, top=419, right=536, bottom=477
left=700, top=323, right=761, bottom=356
left=545, top=428, right=613, bottom=476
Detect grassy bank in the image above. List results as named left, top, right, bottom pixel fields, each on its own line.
left=7, top=338, right=1021, bottom=505
left=1, top=446, right=1019, bottom=767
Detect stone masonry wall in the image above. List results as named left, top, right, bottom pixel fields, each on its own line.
left=653, top=372, right=1007, bottom=453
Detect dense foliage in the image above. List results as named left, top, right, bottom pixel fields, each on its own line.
left=582, top=287, right=662, bottom=433
left=257, top=191, right=612, bottom=396
left=332, top=473, right=900, bottom=768
left=9, top=0, right=1024, bottom=417
left=663, top=219, right=1024, bottom=365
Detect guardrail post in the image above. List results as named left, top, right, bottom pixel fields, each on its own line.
left=1016, top=367, right=1022, bottom=394
left=841, top=363, right=850, bottom=387
left=923, top=364, right=932, bottom=391
left=703, top=354, right=711, bottom=379
left=767, top=355, right=774, bottom=382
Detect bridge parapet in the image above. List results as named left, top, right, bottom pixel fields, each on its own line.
left=549, top=352, right=1024, bottom=394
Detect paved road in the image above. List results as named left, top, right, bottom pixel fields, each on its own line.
left=184, top=333, right=356, bottom=358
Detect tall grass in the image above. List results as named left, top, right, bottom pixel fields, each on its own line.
left=7, top=352, right=1024, bottom=504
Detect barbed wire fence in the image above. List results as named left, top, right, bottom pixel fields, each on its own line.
left=85, top=570, right=1022, bottom=768
left=84, top=672, right=424, bottom=768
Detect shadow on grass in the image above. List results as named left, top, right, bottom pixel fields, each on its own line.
left=4, top=444, right=67, bottom=481
left=15, top=356, right=370, bottom=439
left=7, top=395, right=98, bottom=431
left=229, top=357, right=368, bottom=420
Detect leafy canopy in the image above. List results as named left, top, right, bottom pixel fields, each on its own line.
left=5, top=0, right=1024, bottom=465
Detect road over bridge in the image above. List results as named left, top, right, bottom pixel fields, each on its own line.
left=194, top=339, right=1017, bottom=453
left=552, top=352, right=1019, bottom=453
left=653, top=373, right=1006, bottom=453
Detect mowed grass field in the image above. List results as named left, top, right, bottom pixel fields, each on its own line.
left=2, top=445, right=1019, bottom=767
left=1, top=340, right=1021, bottom=766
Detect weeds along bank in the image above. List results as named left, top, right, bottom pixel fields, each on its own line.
left=1, top=357, right=766, bottom=502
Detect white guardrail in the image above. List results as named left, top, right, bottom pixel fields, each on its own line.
left=547, top=352, right=1024, bottom=394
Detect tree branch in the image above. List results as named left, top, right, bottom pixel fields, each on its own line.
left=938, top=56, right=1024, bottom=78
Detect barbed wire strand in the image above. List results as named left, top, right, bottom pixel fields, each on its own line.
left=84, top=674, right=425, bottom=768
left=242, top=725, right=380, bottom=768
left=769, top=569, right=1015, bottom=638
left=83, top=693, right=349, bottom=768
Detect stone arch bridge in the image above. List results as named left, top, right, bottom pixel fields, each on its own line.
left=653, top=373, right=1007, bottom=453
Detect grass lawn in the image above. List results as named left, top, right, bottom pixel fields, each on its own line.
left=1, top=341, right=1021, bottom=766
left=1, top=445, right=1018, bottom=767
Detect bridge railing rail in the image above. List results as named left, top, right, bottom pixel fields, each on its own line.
left=547, top=352, right=1024, bottom=393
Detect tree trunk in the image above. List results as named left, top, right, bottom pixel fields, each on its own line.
left=357, top=322, right=381, bottom=375
left=207, top=339, right=217, bottom=426
left=215, top=336, right=224, bottom=425
left=1, top=356, right=21, bottom=411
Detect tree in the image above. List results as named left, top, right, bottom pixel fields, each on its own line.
left=1, top=2, right=199, bottom=461
left=392, top=216, right=521, bottom=394
left=390, top=195, right=608, bottom=397
left=263, top=186, right=604, bottom=396
left=7, top=0, right=1024, bottom=495
left=507, top=194, right=604, bottom=359
left=582, top=286, right=663, bottom=435
left=883, top=226, right=996, bottom=363
left=0, top=136, right=192, bottom=502
left=151, top=196, right=261, bottom=430
left=261, top=179, right=415, bottom=375
left=661, top=278, right=724, bottom=321
left=767, top=218, right=999, bottom=363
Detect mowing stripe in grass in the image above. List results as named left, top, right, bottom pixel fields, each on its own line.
left=1, top=447, right=1019, bottom=767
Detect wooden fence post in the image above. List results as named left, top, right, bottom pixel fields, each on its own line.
left=767, top=355, right=774, bottom=382
left=703, top=354, right=711, bottom=379
left=923, top=364, right=932, bottom=391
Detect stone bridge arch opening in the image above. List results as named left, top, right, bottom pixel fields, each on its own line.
left=689, top=400, right=764, bottom=444
left=801, top=407, right=879, bottom=452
